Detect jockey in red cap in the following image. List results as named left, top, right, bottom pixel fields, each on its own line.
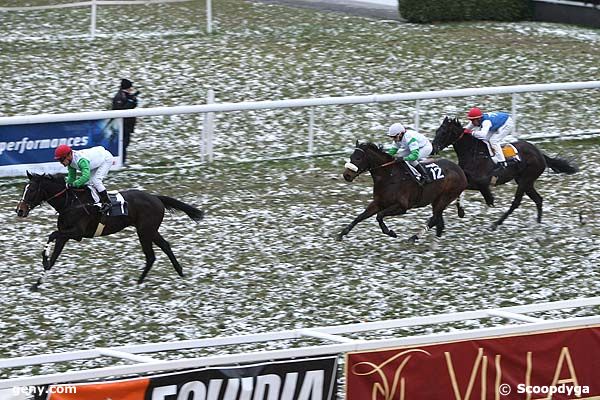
left=54, top=145, right=115, bottom=213
left=464, top=107, right=515, bottom=172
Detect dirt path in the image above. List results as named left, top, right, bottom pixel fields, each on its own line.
left=252, top=0, right=401, bottom=20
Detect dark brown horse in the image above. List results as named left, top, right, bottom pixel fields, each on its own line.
left=16, top=172, right=204, bottom=290
left=432, top=117, right=578, bottom=229
left=338, top=142, right=467, bottom=242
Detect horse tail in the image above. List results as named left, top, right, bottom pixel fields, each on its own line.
left=157, top=196, right=204, bottom=222
left=543, top=154, right=579, bottom=174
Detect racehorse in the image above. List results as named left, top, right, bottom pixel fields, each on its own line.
left=432, top=117, right=578, bottom=229
left=338, top=141, right=467, bottom=241
left=16, top=172, right=204, bottom=290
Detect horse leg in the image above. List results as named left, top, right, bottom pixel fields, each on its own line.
left=33, top=232, right=69, bottom=291
left=435, top=214, right=445, bottom=237
left=479, top=185, right=495, bottom=207
left=525, top=186, right=543, bottom=223
left=456, top=191, right=465, bottom=218
left=376, top=205, right=406, bottom=238
left=407, top=214, right=439, bottom=243
left=153, top=233, right=184, bottom=278
left=409, top=193, right=453, bottom=242
left=41, top=231, right=60, bottom=269
left=337, top=201, right=380, bottom=240
left=137, top=232, right=156, bottom=284
left=492, top=185, right=526, bottom=230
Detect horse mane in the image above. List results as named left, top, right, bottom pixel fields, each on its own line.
left=443, top=116, right=489, bottom=153
left=28, top=172, right=66, bottom=184
left=445, top=116, right=462, bottom=129
left=359, top=142, right=394, bottom=160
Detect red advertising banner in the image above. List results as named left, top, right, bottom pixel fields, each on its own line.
left=346, top=326, right=600, bottom=400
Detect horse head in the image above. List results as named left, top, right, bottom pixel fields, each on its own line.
left=16, top=172, right=65, bottom=217
left=432, top=116, right=464, bottom=154
left=343, top=141, right=392, bottom=182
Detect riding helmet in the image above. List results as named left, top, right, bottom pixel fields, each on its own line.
left=54, top=144, right=72, bottom=159
left=467, top=107, right=483, bottom=120
left=387, top=123, right=406, bottom=137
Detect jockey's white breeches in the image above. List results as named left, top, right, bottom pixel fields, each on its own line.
left=88, top=158, right=113, bottom=193
left=396, top=142, right=433, bottom=166
left=483, top=117, right=514, bottom=163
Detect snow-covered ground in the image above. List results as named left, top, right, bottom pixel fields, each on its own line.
left=0, top=0, right=599, bottom=384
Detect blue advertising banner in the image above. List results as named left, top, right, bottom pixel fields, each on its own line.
left=0, top=118, right=122, bottom=177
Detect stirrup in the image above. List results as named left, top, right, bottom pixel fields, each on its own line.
left=97, top=203, right=111, bottom=213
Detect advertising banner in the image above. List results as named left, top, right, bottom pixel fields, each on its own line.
left=346, top=326, right=600, bottom=400
left=45, top=356, right=338, bottom=400
left=0, top=119, right=122, bottom=177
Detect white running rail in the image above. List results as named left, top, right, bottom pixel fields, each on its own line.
left=0, top=297, right=599, bottom=389
left=0, top=0, right=212, bottom=38
left=0, top=80, right=599, bottom=163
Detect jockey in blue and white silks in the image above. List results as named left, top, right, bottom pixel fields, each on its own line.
left=464, top=107, right=515, bottom=169
left=386, top=122, right=433, bottom=184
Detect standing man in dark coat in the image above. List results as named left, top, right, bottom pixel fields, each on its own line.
left=112, top=78, right=139, bottom=164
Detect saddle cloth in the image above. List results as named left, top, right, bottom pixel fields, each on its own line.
left=89, top=188, right=128, bottom=216
left=107, top=191, right=128, bottom=217
left=407, top=162, right=445, bottom=182
left=502, top=144, right=520, bottom=161
left=424, top=163, right=445, bottom=181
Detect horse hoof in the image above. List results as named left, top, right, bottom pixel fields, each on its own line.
left=458, top=209, right=465, bottom=218
left=30, top=283, right=40, bottom=292
left=336, top=234, right=344, bottom=241
left=490, top=223, right=498, bottom=231
left=407, top=235, right=418, bottom=243
left=388, top=230, right=397, bottom=238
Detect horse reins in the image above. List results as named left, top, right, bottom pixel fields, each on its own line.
left=371, top=159, right=398, bottom=171
left=351, top=147, right=398, bottom=174
left=47, top=188, right=67, bottom=202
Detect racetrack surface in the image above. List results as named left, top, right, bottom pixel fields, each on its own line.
left=0, top=0, right=599, bottom=379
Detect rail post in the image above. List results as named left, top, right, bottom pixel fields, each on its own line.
left=414, top=99, right=420, bottom=132
left=206, top=0, right=212, bottom=34
left=512, top=92, right=518, bottom=134
left=202, top=89, right=215, bottom=162
left=308, top=107, right=315, bottom=154
left=90, top=0, right=97, bottom=39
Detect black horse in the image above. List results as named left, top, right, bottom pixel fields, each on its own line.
left=16, top=172, right=204, bottom=289
left=339, top=142, right=467, bottom=241
left=432, top=117, right=578, bottom=229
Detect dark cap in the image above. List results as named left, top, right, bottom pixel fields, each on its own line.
left=120, top=79, right=133, bottom=90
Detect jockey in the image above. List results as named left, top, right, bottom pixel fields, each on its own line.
left=386, top=122, right=433, bottom=184
left=54, top=144, right=114, bottom=213
left=464, top=107, right=515, bottom=172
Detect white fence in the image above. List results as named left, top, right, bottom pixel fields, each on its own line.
left=0, top=81, right=599, bottom=165
left=535, top=0, right=600, bottom=8
left=0, top=296, right=599, bottom=391
left=0, top=0, right=213, bottom=38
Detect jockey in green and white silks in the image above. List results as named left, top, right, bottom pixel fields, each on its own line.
left=54, top=144, right=114, bottom=213
left=386, top=122, right=433, bottom=184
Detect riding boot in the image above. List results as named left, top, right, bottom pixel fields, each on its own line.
left=415, top=163, right=433, bottom=184
left=491, top=161, right=508, bottom=175
left=98, top=190, right=111, bottom=214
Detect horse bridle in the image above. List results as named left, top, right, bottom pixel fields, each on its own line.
left=19, top=183, right=68, bottom=212
left=345, top=147, right=398, bottom=176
